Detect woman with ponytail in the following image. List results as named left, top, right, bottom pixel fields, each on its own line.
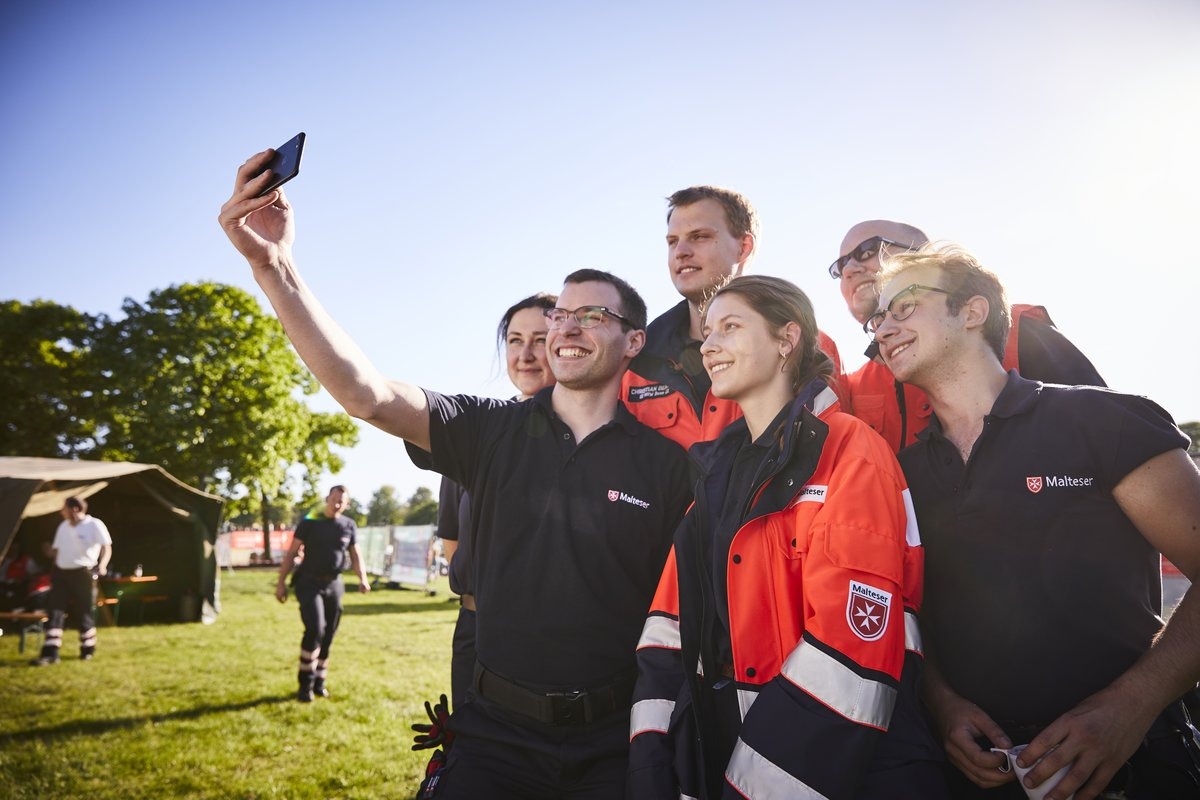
left=629, top=275, right=947, bottom=799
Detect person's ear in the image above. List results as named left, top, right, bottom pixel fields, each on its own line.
left=779, top=321, right=802, bottom=357
left=735, top=233, right=756, bottom=272
left=624, top=328, right=646, bottom=360
left=962, top=295, right=990, bottom=331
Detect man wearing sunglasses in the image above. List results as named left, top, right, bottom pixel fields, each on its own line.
left=874, top=244, right=1200, bottom=800
left=831, top=220, right=1104, bottom=452
left=623, top=185, right=843, bottom=448
left=219, top=152, right=692, bottom=799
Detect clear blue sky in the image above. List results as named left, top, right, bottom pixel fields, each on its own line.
left=3, top=0, right=1198, bottom=504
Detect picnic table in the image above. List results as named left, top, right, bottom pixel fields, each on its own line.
left=98, top=575, right=164, bottom=626
left=0, top=610, right=49, bottom=653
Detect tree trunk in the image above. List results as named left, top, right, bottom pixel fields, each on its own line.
left=260, top=485, right=272, bottom=563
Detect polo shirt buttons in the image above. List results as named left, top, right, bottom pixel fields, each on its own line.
left=562, top=433, right=571, bottom=440
left=732, top=554, right=742, bottom=564
left=745, top=667, right=756, bottom=678
left=667, top=413, right=674, bottom=419
left=786, top=478, right=794, bottom=487
left=709, top=405, right=717, bottom=412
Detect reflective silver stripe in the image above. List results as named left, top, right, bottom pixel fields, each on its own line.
left=680, top=795, right=700, bottom=800
left=812, top=385, right=840, bottom=418
left=737, top=687, right=759, bottom=721
left=780, top=639, right=897, bottom=729
left=629, top=698, right=674, bottom=738
left=725, top=738, right=828, bottom=799
left=637, top=615, right=681, bottom=651
left=905, top=611, right=923, bottom=655
left=902, top=488, right=921, bottom=547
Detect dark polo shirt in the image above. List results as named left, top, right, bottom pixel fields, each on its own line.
left=293, top=514, right=357, bottom=583
left=899, top=372, right=1187, bottom=726
left=407, top=385, right=691, bottom=690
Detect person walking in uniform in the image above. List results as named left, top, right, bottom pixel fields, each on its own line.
left=276, top=485, right=370, bottom=702
left=33, top=496, right=112, bottom=665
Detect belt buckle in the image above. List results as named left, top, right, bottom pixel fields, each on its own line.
left=548, top=689, right=591, bottom=725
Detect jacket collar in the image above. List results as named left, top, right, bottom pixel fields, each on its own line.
left=640, top=299, right=694, bottom=360
left=689, top=378, right=832, bottom=519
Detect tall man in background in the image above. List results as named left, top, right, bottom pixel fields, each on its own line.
left=623, top=185, right=843, bottom=447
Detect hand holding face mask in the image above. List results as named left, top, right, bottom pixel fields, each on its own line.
left=991, top=744, right=1075, bottom=800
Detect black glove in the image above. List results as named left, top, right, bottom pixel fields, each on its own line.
left=411, top=693, right=455, bottom=751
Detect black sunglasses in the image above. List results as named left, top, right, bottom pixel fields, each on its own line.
left=828, top=236, right=915, bottom=279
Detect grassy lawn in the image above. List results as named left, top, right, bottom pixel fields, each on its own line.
left=0, top=568, right=459, bottom=799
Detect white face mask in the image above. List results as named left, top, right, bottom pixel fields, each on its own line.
left=991, top=744, right=1075, bottom=800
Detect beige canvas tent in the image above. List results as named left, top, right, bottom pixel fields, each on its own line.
left=0, top=457, right=224, bottom=622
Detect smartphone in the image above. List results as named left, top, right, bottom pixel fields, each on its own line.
left=254, top=132, right=305, bottom=197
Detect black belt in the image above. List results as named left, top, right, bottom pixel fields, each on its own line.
left=473, top=663, right=634, bottom=727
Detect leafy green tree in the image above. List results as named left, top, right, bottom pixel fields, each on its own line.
left=401, top=486, right=438, bottom=525
left=90, top=282, right=359, bottom=544
left=342, top=496, right=368, bottom=527
left=0, top=299, right=99, bottom=457
left=1182, top=421, right=1200, bottom=456
left=368, top=485, right=406, bottom=525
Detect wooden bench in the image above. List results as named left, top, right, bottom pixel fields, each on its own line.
left=0, top=611, right=49, bottom=654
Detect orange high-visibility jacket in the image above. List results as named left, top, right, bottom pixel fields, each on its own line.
left=629, top=385, right=932, bottom=799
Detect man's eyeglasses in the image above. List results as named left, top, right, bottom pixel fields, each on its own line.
left=543, top=305, right=633, bottom=330
left=863, top=284, right=951, bottom=335
left=829, top=236, right=915, bottom=279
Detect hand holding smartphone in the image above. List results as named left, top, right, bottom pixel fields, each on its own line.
left=254, top=132, right=305, bottom=197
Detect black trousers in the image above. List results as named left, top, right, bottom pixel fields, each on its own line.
left=40, top=567, right=97, bottom=658
left=428, top=695, right=629, bottom=799
left=294, top=577, right=343, bottom=687
left=449, top=606, right=476, bottom=710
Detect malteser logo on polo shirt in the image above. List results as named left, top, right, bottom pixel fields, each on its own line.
left=1026, top=474, right=1095, bottom=494
left=608, top=489, right=650, bottom=509
left=626, top=384, right=673, bottom=402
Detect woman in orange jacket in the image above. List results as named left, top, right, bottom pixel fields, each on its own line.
left=628, top=275, right=947, bottom=799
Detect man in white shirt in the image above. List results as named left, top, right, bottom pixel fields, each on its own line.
left=33, top=496, right=112, bottom=665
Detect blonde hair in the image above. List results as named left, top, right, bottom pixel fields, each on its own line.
left=878, top=243, right=1011, bottom=361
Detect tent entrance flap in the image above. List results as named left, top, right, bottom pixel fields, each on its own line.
left=22, top=482, right=110, bottom=519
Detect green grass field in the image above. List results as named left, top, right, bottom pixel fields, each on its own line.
left=0, top=568, right=459, bottom=799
